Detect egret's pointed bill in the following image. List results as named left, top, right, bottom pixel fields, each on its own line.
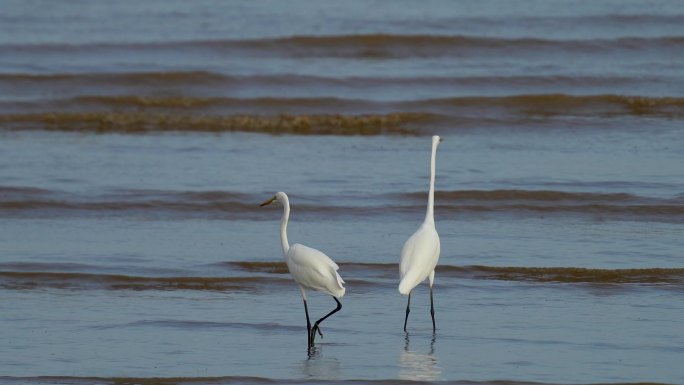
left=260, top=196, right=277, bottom=206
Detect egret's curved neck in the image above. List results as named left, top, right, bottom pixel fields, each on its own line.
left=280, top=197, right=291, bottom=255
left=425, top=141, right=437, bottom=224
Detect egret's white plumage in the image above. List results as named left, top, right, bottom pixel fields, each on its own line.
left=260, top=191, right=345, bottom=347
left=399, top=135, right=442, bottom=331
left=286, top=243, right=345, bottom=298
left=398, top=223, right=440, bottom=295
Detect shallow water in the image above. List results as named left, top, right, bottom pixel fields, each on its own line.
left=1, top=1, right=684, bottom=384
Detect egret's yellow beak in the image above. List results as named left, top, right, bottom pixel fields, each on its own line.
left=259, top=196, right=276, bottom=207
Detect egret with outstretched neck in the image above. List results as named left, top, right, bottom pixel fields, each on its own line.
left=399, top=135, right=442, bottom=332
left=260, top=192, right=345, bottom=348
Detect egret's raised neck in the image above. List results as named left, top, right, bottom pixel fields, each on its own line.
left=425, top=136, right=440, bottom=224
left=278, top=192, right=291, bottom=254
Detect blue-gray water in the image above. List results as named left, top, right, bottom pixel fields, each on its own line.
left=1, top=1, right=683, bottom=384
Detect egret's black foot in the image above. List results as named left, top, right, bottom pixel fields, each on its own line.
left=310, top=325, right=323, bottom=346
left=307, top=344, right=319, bottom=358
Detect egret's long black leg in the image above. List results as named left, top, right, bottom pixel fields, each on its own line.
left=429, top=285, right=436, bottom=332
left=303, top=298, right=313, bottom=347
left=310, top=297, right=342, bottom=344
left=403, top=291, right=411, bottom=332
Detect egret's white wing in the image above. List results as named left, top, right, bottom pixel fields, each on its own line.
left=399, top=224, right=440, bottom=294
left=287, top=243, right=345, bottom=298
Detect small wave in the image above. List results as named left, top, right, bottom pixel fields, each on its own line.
left=227, top=261, right=290, bottom=274
left=439, top=204, right=684, bottom=219
left=428, top=190, right=636, bottom=202
left=1, top=94, right=681, bottom=133
left=0, top=187, right=375, bottom=219
left=408, top=94, right=684, bottom=119
left=455, top=266, right=684, bottom=284
left=408, top=188, right=673, bottom=206
left=500, top=94, right=684, bottom=117
left=0, top=261, right=187, bottom=277
left=0, top=186, right=54, bottom=202
left=0, top=71, right=622, bottom=84
left=0, top=70, right=228, bottom=85
left=0, top=72, right=357, bottom=96
left=0, top=271, right=290, bottom=291
left=259, top=34, right=684, bottom=58
left=0, top=199, right=263, bottom=218
left=76, top=93, right=684, bottom=118
left=4, top=34, right=683, bottom=58
left=1, top=187, right=683, bottom=221
left=0, top=262, right=101, bottom=272
left=0, top=72, right=674, bottom=96
left=0, top=112, right=426, bottom=135
left=228, top=261, right=396, bottom=275
left=441, top=265, right=684, bottom=285
left=408, top=189, right=684, bottom=221
left=15, top=94, right=684, bottom=114
left=74, top=95, right=224, bottom=109
left=0, top=186, right=50, bottom=195
left=1, top=266, right=682, bottom=294
left=42, top=95, right=384, bottom=117
left=226, top=262, right=684, bottom=285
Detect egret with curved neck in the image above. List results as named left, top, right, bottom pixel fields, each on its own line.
left=399, top=135, right=442, bottom=332
left=260, top=192, right=345, bottom=348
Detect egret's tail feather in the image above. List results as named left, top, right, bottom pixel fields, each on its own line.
left=398, top=278, right=415, bottom=295
left=334, top=286, right=346, bottom=298
left=333, top=271, right=346, bottom=298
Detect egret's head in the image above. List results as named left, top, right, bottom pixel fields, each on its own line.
left=432, top=135, right=442, bottom=146
left=260, top=191, right=288, bottom=207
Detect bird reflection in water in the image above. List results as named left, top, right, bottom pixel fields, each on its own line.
left=300, top=347, right=341, bottom=379
left=307, top=344, right=319, bottom=359
left=399, top=332, right=442, bottom=381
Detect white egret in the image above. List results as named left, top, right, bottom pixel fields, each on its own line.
left=260, top=192, right=345, bottom=348
left=399, top=135, right=442, bottom=332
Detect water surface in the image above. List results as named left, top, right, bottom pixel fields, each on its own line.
left=1, top=1, right=683, bottom=384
